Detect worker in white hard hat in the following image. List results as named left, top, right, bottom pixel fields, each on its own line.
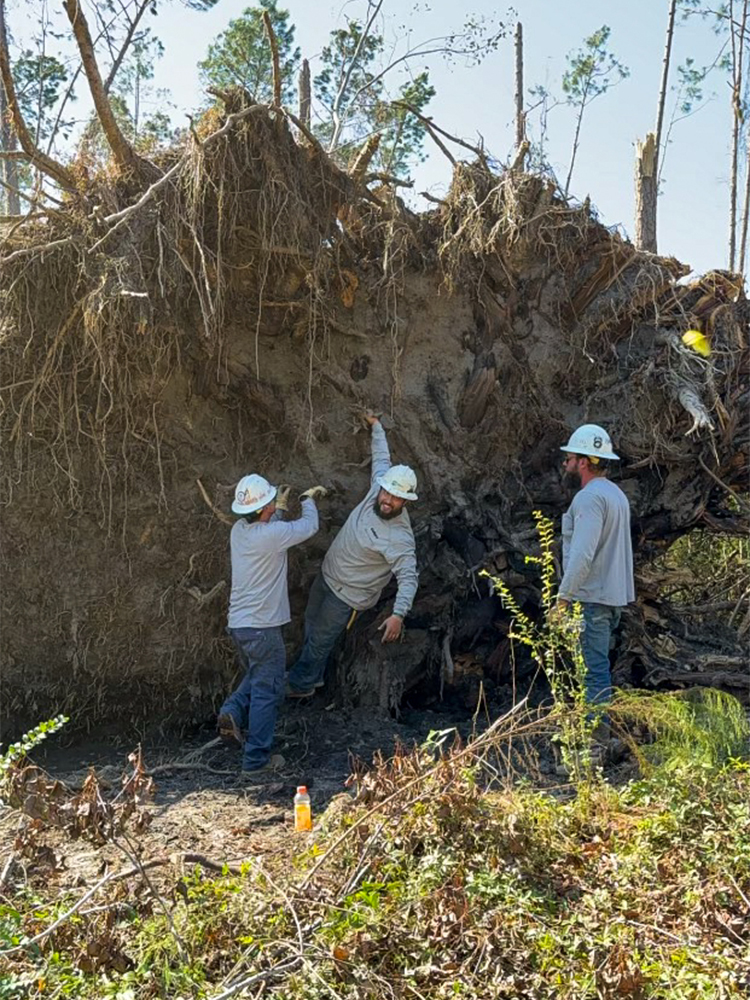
left=218, top=473, right=326, bottom=774
left=286, top=413, right=419, bottom=698
left=557, top=424, right=635, bottom=750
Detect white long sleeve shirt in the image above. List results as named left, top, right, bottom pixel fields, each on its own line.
left=559, top=477, right=635, bottom=607
left=322, top=423, right=418, bottom=617
left=228, top=499, right=319, bottom=629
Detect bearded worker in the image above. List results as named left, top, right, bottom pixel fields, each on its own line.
left=557, top=424, right=635, bottom=745
left=286, top=414, right=419, bottom=698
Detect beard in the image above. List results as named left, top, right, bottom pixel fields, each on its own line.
left=562, top=470, right=581, bottom=490
left=373, top=498, right=401, bottom=520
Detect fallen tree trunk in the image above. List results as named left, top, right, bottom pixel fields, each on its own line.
left=0, top=96, right=747, bottom=735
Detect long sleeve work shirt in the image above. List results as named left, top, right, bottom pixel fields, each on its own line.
left=322, top=423, right=418, bottom=618
left=228, top=499, right=319, bottom=629
left=559, top=477, right=635, bottom=607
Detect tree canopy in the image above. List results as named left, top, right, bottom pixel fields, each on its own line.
left=198, top=0, right=300, bottom=104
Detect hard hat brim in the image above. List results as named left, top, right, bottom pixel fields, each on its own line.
left=559, top=445, right=620, bottom=460
left=376, top=477, right=418, bottom=501
left=232, top=484, right=278, bottom=514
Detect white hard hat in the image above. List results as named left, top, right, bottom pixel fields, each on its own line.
left=377, top=464, right=418, bottom=501
left=232, top=474, right=277, bottom=514
left=560, top=424, right=619, bottom=461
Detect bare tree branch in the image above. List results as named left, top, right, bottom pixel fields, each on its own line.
left=0, top=0, right=78, bottom=192
left=738, top=142, right=750, bottom=274
left=392, top=101, right=485, bottom=161
left=45, top=64, right=82, bottom=157
left=103, top=0, right=152, bottom=94
left=409, top=113, right=454, bottom=165
left=62, top=0, right=154, bottom=179
left=47, top=3, right=128, bottom=157
left=0, top=173, right=44, bottom=208
left=654, top=0, right=678, bottom=169
left=262, top=10, right=281, bottom=108
left=328, top=0, right=384, bottom=152
left=728, top=0, right=748, bottom=269
left=365, top=171, right=414, bottom=188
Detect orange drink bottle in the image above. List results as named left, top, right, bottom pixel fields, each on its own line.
left=294, top=786, right=312, bottom=832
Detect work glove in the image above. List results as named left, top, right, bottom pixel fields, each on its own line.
left=275, top=484, right=291, bottom=512
left=300, top=485, right=328, bottom=502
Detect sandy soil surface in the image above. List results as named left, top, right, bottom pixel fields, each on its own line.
left=2, top=697, right=521, bottom=889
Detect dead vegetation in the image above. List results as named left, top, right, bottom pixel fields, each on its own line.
left=1, top=691, right=748, bottom=998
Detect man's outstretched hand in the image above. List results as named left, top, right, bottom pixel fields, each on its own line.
left=362, top=410, right=381, bottom=429
left=378, top=614, right=403, bottom=643
left=300, top=485, right=328, bottom=501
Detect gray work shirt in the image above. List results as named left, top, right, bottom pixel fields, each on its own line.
left=560, top=477, right=635, bottom=607
left=322, top=423, right=418, bottom=618
left=228, top=499, right=318, bottom=629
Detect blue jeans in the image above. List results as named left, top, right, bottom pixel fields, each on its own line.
left=580, top=603, right=622, bottom=708
left=287, top=573, right=354, bottom=692
left=221, top=626, right=285, bottom=770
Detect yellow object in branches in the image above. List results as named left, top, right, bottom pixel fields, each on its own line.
left=681, top=329, right=711, bottom=357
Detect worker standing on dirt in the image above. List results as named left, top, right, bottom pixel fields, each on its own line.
left=218, top=474, right=326, bottom=775
left=557, top=424, right=635, bottom=744
left=286, top=414, right=419, bottom=698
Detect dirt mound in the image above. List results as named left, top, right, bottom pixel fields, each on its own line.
left=1, top=96, right=747, bottom=736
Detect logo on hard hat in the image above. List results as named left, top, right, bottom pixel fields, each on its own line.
left=593, top=436, right=602, bottom=449
left=237, top=489, right=260, bottom=505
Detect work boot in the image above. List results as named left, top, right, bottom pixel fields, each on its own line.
left=240, top=753, right=286, bottom=777
left=217, top=711, right=243, bottom=747
left=286, top=685, right=316, bottom=699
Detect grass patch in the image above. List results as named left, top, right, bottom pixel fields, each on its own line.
left=1, top=692, right=749, bottom=999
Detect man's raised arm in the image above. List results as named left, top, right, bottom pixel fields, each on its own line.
left=364, top=414, right=391, bottom=486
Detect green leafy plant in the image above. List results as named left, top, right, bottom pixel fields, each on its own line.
left=0, top=715, right=68, bottom=781
left=481, top=511, right=596, bottom=781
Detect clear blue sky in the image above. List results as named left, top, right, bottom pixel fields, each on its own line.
left=11, top=0, right=741, bottom=276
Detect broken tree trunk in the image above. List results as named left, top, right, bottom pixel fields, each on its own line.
left=299, top=59, right=311, bottom=130
left=514, top=22, right=525, bottom=153
left=635, top=132, right=657, bottom=253
left=0, top=69, right=20, bottom=215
